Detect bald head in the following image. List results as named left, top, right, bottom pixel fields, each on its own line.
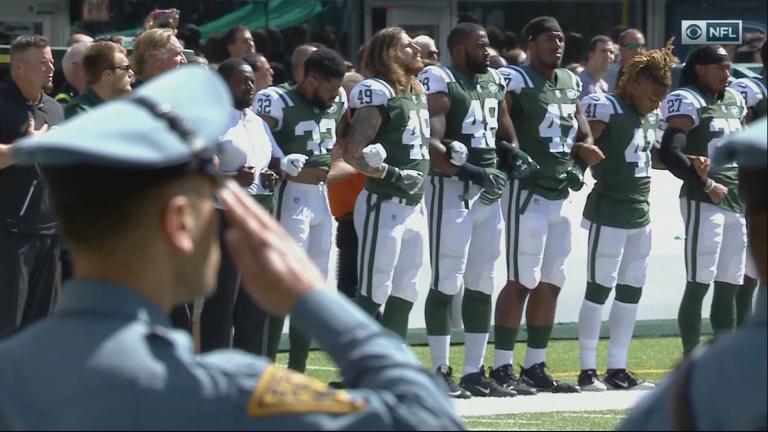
left=62, top=41, right=91, bottom=92
left=68, top=32, right=93, bottom=47
left=414, top=35, right=439, bottom=66
left=291, top=44, right=319, bottom=83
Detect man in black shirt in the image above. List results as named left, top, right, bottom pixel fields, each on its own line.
left=0, top=35, right=64, bottom=335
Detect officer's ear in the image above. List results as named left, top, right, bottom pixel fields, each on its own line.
left=161, top=194, right=196, bottom=255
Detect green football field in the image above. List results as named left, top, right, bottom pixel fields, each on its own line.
left=275, top=337, right=683, bottom=430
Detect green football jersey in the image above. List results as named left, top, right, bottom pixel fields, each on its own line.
left=497, top=65, right=582, bottom=200
left=580, top=93, right=659, bottom=228
left=661, top=85, right=747, bottom=212
left=418, top=65, right=505, bottom=169
left=253, top=85, right=347, bottom=170
left=349, top=78, right=430, bottom=201
left=729, top=77, right=767, bottom=121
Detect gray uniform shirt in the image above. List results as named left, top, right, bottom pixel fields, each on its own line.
left=618, top=288, right=767, bottom=430
left=0, top=280, right=464, bottom=430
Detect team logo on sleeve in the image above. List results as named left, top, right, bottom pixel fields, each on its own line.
left=730, top=106, right=741, bottom=116
left=566, top=89, right=580, bottom=100
left=328, top=104, right=338, bottom=114
left=489, top=83, right=499, bottom=93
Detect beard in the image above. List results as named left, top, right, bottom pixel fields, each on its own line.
left=235, top=95, right=254, bottom=111
left=467, top=57, right=489, bottom=74
left=312, top=94, right=332, bottom=111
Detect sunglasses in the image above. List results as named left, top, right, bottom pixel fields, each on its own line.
left=622, top=43, right=646, bottom=50
left=105, top=64, right=132, bottom=72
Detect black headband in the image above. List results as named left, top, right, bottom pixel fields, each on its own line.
left=686, top=45, right=729, bottom=66
left=525, top=17, right=563, bottom=41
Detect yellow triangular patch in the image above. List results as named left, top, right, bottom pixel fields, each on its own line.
left=247, top=364, right=366, bottom=417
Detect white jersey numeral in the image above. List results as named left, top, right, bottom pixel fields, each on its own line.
left=294, top=118, right=337, bottom=154
left=460, top=99, right=499, bottom=148
left=539, top=103, right=577, bottom=153
left=625, top=128, right=654, bottom=178
left=402, top=109, right=431, bottom=160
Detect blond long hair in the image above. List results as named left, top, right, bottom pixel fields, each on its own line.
left=131, top=28, right=174, bottom=80
left=360, top=27, right=423, bottom=95
left=616, top=37, right=675, bottom=99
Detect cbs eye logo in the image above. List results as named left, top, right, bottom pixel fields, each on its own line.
left=685, top=23, right=703, bottom=41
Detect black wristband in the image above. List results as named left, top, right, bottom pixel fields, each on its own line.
left=455, top=163, right=486, bottom=185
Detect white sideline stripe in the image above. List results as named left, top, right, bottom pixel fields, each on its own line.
left=453, top=389, right=650, bottom=416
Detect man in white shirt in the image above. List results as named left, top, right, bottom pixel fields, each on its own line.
left=200, top=58, right=283, bottom=354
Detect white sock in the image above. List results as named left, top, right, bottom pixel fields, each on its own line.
left=462, top=332, right=489, bottom=376
left=523, top=347, right=547, bottom=368
left=578, top=300, right=604, bottom=370
left=427, top=335, right=450, bottom=371
left=493, top=349, right=514, bottom=369
left=607, top=301, right=638, bottom=369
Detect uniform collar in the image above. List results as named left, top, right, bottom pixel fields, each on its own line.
left=77, top=87, right=105, bottom=107
left=54, top=279, right=171, bottom=327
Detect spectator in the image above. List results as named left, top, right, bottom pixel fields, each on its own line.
left=734, top=44, right=760, bottom=63
left=605, top=28, right=646, bottom=91
left=242, top=52, right=274, bottom=91
left=223, top=26, right=256, bottom=59
left=413, top=35, right=440, bottom=66
left=266, top=26, right=286, bottom=60
left=65, top=41, right=133, bottom=119
left=0, top=35, right=64, bottom=336
left=579, top=35, right=615, bottom=98
left=55, top=41, right=91, bottom=104
left=131, top=28, right=187, bottom=87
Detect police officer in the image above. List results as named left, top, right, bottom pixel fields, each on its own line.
left=0, top=66, right=464, bottom=431
left=618, top=118, right=767, bottom=430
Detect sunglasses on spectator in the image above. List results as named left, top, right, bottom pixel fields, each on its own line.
left=105, top=64, right=132, bottom=72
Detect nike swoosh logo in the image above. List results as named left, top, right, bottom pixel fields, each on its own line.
left=448, top=390, right=462, bottom=396
left=614, top=380, right=630, bottom=388
left=477, top=387, right=491, bottom=395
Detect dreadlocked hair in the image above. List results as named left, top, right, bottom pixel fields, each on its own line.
left=360, top=27, right=424, bottom=96
left=616, top=37, right=675, bottom=99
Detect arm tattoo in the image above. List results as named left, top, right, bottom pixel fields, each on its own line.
left=342, top=106, right=386, bottom=177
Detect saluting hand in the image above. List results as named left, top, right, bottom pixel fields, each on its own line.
left=218, top=181, right=324, bottom=315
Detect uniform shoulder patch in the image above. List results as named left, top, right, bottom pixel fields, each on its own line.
left=247, top=364, right=366, bottom=417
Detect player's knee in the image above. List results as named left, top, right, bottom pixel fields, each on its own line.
left=585, top=282, right=612, bottom=305
left=615, top=284, right=642, bottom=304
left=618, top=260, right=648, bottom=288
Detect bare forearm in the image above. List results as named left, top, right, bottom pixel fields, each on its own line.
left=342, top=107, right=386, bottom=177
